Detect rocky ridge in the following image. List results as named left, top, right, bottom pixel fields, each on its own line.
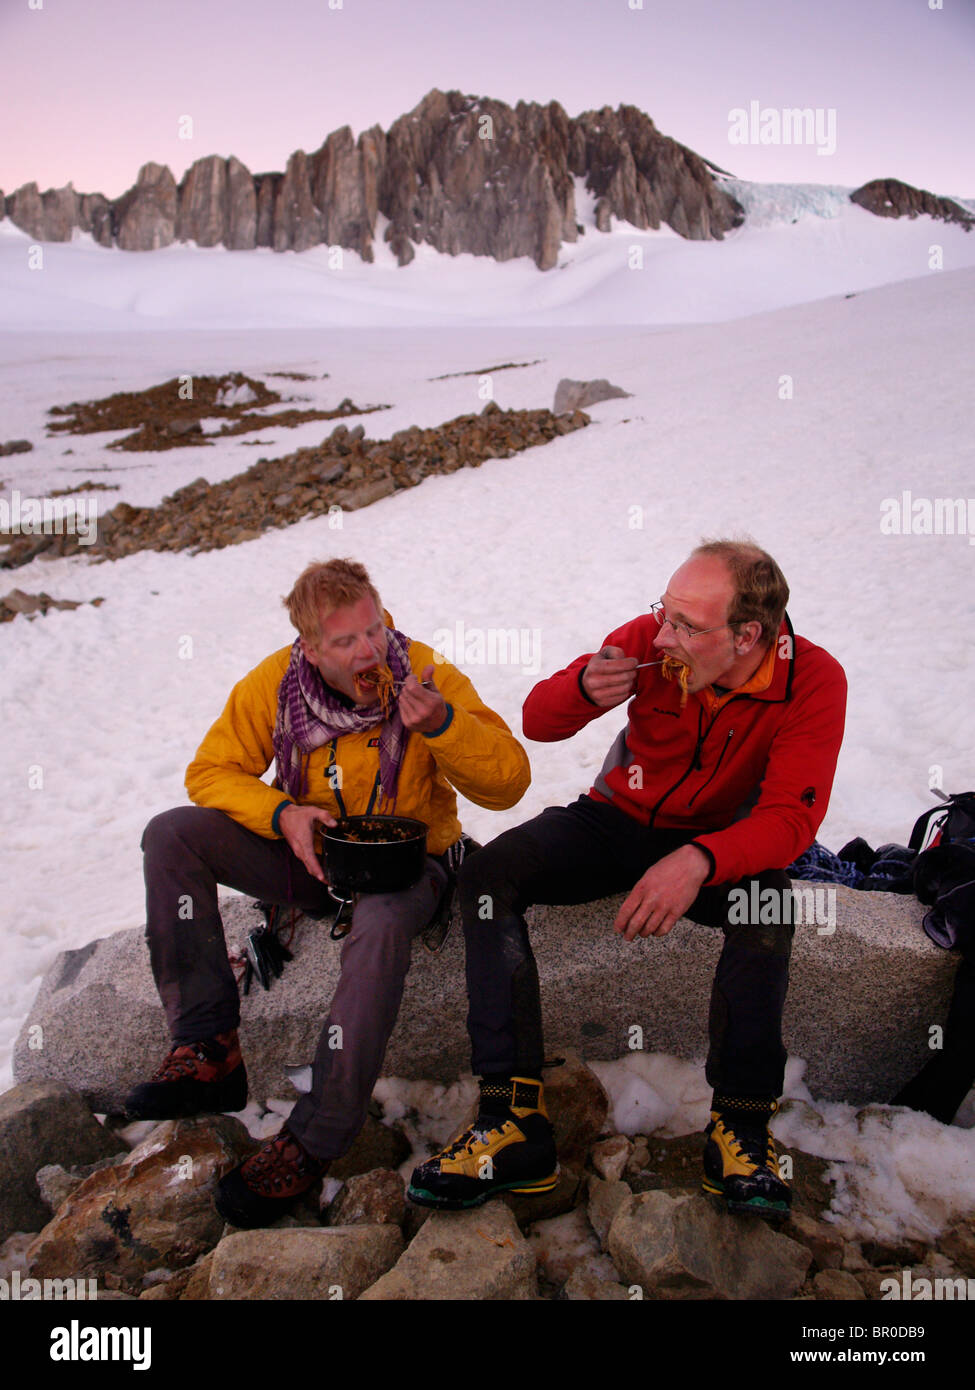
left=1, top=89, right=745, bottom=270
left=0, top=399, right=589, bottom=569
left=850, top=178, right=973, bottom=231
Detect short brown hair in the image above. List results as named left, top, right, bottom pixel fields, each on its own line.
left=692, top=538, right=789, bottom=646
left=284, top=558, right=382, bottom=642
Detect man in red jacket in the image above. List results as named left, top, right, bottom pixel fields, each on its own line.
left=409, top=539, right=847, bottom=1219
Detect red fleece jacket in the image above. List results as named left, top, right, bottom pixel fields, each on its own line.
left=522, top=612, right=847, bottom=886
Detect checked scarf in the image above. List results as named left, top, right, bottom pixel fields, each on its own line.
left=272, top=627, right=413, bottom=806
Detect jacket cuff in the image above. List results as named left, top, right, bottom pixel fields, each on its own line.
left=271, top=799, right=294, bottom=836
left=577, top=667, right=598, bottom=706
left=688, top=840, right=717, bottom=885
left=421, top=703, right=455, bottom=739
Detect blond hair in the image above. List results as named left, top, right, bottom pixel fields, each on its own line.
left=284, top=558, right=382, bottom=642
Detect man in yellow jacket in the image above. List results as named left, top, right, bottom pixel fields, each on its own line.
left=124, top=557, right=530, bottom=1228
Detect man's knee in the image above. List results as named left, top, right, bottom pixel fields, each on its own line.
left=142, top=805, right=224, bottom=857
left=722, top=870, right=796, bottom=954
left=457, top=827, right=537, bottom=922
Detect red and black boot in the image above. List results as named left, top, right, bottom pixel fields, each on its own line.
left=123, top=1030, right=247, bottom=1120
left=215, top=1128, right=329, bottom=1228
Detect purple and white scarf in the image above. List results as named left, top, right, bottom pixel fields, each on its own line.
left=272, top=627, right=413, bottom=805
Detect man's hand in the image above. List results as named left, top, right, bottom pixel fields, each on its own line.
left=279, top=803, right=337, bottom=884
left=582, top=646, right=638, bottom=708
left=398, top=665, right=449, bottom=734
left=614, top=844, right=711, bottom=941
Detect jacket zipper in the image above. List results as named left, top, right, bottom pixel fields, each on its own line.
left=688, top=728, right=735, bottom=808
left=647, top=707, right=706, bottom=827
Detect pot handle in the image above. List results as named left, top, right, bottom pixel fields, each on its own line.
left=328, top=892, right=356, bottom=940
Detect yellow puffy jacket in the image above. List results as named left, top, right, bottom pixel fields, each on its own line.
left=185, top=633, right=531, bottom=856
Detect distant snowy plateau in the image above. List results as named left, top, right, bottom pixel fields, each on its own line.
left=1, top=178, right=973, bottom=1095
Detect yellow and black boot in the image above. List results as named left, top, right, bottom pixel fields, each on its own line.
left=701, top=1097, right=791, bottom=1220
left=407, top=1076, right=559, bottom=1210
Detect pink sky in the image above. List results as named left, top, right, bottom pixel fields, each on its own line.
left=1, top=0, right=972, bottom=202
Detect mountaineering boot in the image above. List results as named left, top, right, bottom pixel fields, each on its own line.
left=701, top=1097, right=791, bottom=1220
left=123, top=1029, right=247, bottom=1120
left=214, top=1127, right=329, bottom=1229
left=407, top=1076, right=558, bottom=1210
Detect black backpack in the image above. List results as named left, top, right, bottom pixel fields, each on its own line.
left=909, top=790, right=975, bottom=950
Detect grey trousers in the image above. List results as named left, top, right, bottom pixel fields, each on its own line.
left=141, top=806, right=447, bottom=1160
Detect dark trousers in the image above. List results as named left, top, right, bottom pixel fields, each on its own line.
left=141, top=806, right=446, bottom=1160
left=459, top=796, right=794, bottom=1100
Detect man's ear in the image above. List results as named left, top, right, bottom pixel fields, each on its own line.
left=735, top=622, right=763, bottom=654
left=299, top=635, right=314, bottom=663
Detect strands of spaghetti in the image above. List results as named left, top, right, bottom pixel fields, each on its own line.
left=353, top=664, right=395, bottom=716
left=661, top=655, right=692, bottom=707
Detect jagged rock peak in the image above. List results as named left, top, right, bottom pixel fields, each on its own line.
left=1, top=88, right=761, bottom=267
left=850, top=177, right=973, bottom=231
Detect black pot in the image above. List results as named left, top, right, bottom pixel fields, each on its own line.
left=321, top=815, right=428, bottom=899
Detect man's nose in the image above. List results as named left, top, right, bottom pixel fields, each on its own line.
left=653, top=622, right=675, bottom=651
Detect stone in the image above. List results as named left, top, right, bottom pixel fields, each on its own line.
left=0, top=1082, right=123, bottom=1241
left=35, top=1154, right=127, bottom=1215
left=329, top=1109, right=412, bottom=1181
left=16, top=879, right=950, bottom=1110
left=850, top=179, right=974, bottom=231
left=854, top=1266, right=900, bottom=1299
left=326, top=1169, right=406, bottom=1227
left=0, top=1231, right=35, bottom=1283
left=562, top=1252, right=631, bottom=1300
left=2, top=589, right=43, bottom=615
left=209, top=1224, right=402, bottom=1300
left=783, top=1210, right=845, bottom=1270
left=588, top=1176, right=634, bottom=1249
left=544, top=1050, right=610, bottom=1164
left=25, top=1115, right=255, bottom=1294
left=592, top=1135, right=632, bottom=1182
left=941, top=1218, right=975, bottom=1276
left=553, top=378, right=631, bottom=414
left=273, top=151, right=322, bottom=253
left=813, top=1268, right=867, bottom=1299
left=176, top=156, right=230, bottom=247
left=114, top=163, right=178, bottom=251
left=861, top=1235, right=929, bottom=1268
left=527, top=1205, right=601, bottom=1288
left=332, top=477, right=396, bottom=510
left=608, top=1190, right=812, bottom=1300
left=0, top=439, right=33, bottom=456
left=179, top=1250, right=215, bottom=1300
left=309, top=124, right=382, bottom=262
left=359, top=1203, right=536, bottom=1300
left=226, top=156, right=258, bottom=251
left=7, top=183, right=80, bottom=241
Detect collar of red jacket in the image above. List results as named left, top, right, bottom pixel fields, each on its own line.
left=700, top=612, right=795, bottom=714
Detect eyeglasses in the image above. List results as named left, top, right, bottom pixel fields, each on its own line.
left=649, top=601, right=731, bottom=642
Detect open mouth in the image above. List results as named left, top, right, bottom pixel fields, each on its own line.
left=660, top=655, right=692, bottom=705
left=352, top=664, right=395, bottom=712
